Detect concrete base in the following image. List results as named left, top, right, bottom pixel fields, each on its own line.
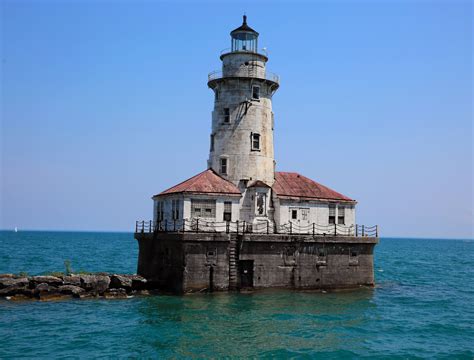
left=135, top=232, right=378, bottom=294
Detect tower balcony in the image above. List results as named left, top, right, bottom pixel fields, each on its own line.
left=207, top=69, right=280, bottom=89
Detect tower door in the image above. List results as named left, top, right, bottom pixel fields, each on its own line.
left=239, top=260, right=254, bottom=288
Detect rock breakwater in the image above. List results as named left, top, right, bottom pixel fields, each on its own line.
left=0, top=273, right=149, bottom=301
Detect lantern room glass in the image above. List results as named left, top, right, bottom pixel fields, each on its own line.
left=231, top=32, right=258, bottom=53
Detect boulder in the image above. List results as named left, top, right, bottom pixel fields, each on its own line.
left=58, top=285, right=85, bottom=298
left=0, top=284, right=32, bottom=297
left=80, top=275, right=110, bottom=295
left=130, top=275, right=147, bottom=290
left=34, top=282, right=59, bottom=297
left=0, top=277, right=29, bottom=290
left=110, top=275, right=132, bottom=290
left=103, top=288, right=128, bottom=299
left=62, top=275, right=81, bottom=286
left=30, top=276, right=63, bottom=288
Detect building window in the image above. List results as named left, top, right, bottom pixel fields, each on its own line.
left=223, top=201, right=232, bottom=221
left=291, top=209, right=298, bottom=220
left=171, top=199, right=180, bottom=220
left=191, top=199, right=216, bottom=219
left=338, top=206, right=345, bottom=225
left=223, top=108, right=230, bottom=123
left=252, top=85, right=260, bottom=100
left=215, top=90, right=219, bottom=101
left=271, top=112, right=274, bottom=130
left=251, top=133, right=260, bottom=151
left=329, top=204, right=336, bottom=224
left=155, top=201, right=164, bottom=221
left=301, top=208, right=309, bottom=221
left=210, top=134, right=215, bottom=152
left=220, top=158, right=227, bottom=175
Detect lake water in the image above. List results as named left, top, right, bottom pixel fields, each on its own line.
left=0, top=231, right=473, bottom=358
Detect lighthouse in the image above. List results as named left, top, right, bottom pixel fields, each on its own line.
left=134, top=16, right=378, bottom=293
left=207, top=15, right=279, bottom=188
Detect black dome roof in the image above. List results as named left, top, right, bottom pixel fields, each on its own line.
left=230, top=15, right=259, bottom=36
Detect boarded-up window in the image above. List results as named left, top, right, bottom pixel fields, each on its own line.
left=223, top=201, right=232, bottom=221
left=191, top=199, right=216, bottom=219
left=301, top=208, right=309, bottom=221
left=338, top=206, right=345, bottom=225
left=328, top=204, right=336, bottom=224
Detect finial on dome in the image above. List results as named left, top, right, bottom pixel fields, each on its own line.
left=243, top=15, right=247, bottom=25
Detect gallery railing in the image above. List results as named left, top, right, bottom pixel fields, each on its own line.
left=135, top=219, right=378, bottom=237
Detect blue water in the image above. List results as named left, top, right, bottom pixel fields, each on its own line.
left=0, top=231, right=473, bottom=358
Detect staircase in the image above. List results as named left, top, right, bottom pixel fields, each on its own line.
left=228, top=235, right=239, bottom=290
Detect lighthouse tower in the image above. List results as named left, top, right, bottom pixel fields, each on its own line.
left=207, top=16, right=279, bottom=190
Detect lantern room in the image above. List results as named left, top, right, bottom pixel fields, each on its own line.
left=230, top=15, right=259, bottom=53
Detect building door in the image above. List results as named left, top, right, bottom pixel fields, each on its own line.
left=239, top=260, right=254, bottom=288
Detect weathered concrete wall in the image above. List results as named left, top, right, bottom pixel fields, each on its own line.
left=135, top=232, right=377, bottom=293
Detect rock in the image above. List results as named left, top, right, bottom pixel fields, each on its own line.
left=130, top=275, right=147, bottom=291
left=0, top=284, right=32, bottom=297
left=0, top=277, right=29, bottom=289
left=10, top=294, right=34, bottom=301
left=110, top=275, right=132, bottom=290
left=62, top=275, right=81, bottom=286
left=58, top=285, right=85, bottom=298
left=103, top=288, right=128, bottom=299
left=29, top=276, right=63, bottom=287
left=0, top=274, right=16, bottom=279
left=80, top=275, right=110, bottom=295
left=34, top=283, right=59, bottom=299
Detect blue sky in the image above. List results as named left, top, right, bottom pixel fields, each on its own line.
left=1, top=0, right=472, bottom=238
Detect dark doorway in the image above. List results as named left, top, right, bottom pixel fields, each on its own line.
left=239, top=260, right=254, bottom=288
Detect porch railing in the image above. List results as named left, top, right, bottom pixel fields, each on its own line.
left=135, top=219, right=378, bottom=237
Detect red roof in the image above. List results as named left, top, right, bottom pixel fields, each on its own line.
left=273, top=172, right=355, bottom=202
left=155, top=169, right=241, bottom=197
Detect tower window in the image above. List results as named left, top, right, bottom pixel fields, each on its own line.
left=329, top=204, right=336, bottom=224
left=251, top=133, right=260, bottom=151
left=223, top=108, right=230, bottom=123
left=220, top=158, right=227, bottom=175
left=215, top=90, right=219, bottom=101
left=252, top=86, right=260, bottom=100
left=210, top=134, right=215, bottom=152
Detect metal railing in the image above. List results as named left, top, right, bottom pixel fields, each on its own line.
left=220, top=48, right=269, bottom=56
left=208, top=70, right=280, bottom=84
left=135, top=219, right=378, bottom=237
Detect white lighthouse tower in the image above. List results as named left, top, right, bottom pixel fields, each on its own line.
left=207, top=16, right=280, bottom=224
left=207, top=16, right=279, bottom=188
